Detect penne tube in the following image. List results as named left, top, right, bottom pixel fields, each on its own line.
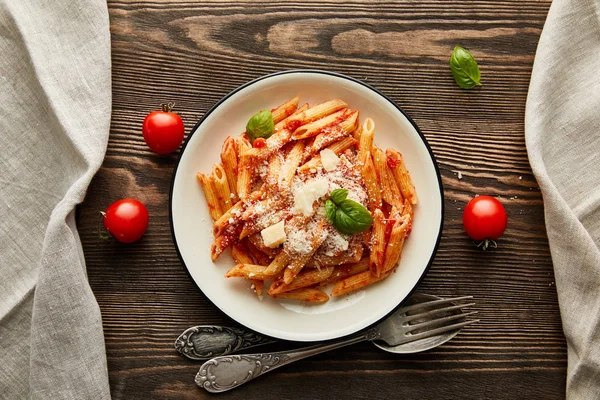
left=372, top=146, right=404, bottom=209
left=224, top=263, right=272, bottom=280
left=283, top=222, right=329, bottom=284
left=302, top=99, right=348, bottom=122
left=357, top=118, right=375, bottom=165
left=298, top=137, right=357, bottom=173
left=268, top=266, right=334, bottom=295
left=246, top=232, right=279, bottom=258
left=320, top=257, right=370, bottom=286
left=271, top=96, right=300, bottom=124
left=274, top=103, right=309, bottom=131
left=361, top=152, right=383, bottom=211
left=211, top=233, right=234, bottom=261
left=302, top=111, right=358, bottom=161
left=242, top=128, right=293, bottom=161
left=236, top=138, right=253, bottom=200
left=272, top=288, right=329, bottom=303
left=266, top=153, right=282, bottom=192
left=212, top=164, right=233, bottom=212
left=402, top=198, right=414, bottom=222
left=220, top=136, right=239, bottom=203
left=230, top=241, right=254, bottom=264
left=197, top=172, right=223, bottom=221
left=263, top=250, right=291, bottom=277
left=386, top=148, right=418, bottom=205
left=369, top=209, right=386, bottom=277
left=213, top=200, right=244, bottom=237
left=308, top=247, right=363, bottom=268
left=331, top=270, right=391, bottom=297
left=246, top=238, right=273, bottom=266
left=279, top=141, right=304, bottom=188
left=252, top=280, right=264, bottom=297
left=293, top=108, right=358, bottom=140
left=352, top=123, right=363, bottom=141
left=382, top=214, right=410, bottom=274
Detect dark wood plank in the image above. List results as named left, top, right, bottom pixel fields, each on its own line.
left=79, top=0, right=565, bottom=398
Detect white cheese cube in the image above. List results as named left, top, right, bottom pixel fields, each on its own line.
left=320, top=149, right=340, bottom=171
left=293, top=177, right=329, bottom=216
left=261, top=220, right=287, bottom=248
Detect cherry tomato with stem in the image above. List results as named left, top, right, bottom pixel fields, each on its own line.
left=101, top=199, right=149, bottom=243
left=142, top=102, right=185, bottom=154
left=463, top=196, right=507, bottom=250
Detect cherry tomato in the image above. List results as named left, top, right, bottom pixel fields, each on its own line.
left=463, top=195, right=507, bottom=250
left=253, top=138, right=267, bottom=148
left=102, top=199, right=149, bottom=243
left=142, top=103, right=184, bottom=154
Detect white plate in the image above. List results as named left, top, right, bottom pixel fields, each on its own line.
left=170, top=70, right=443, bottom=342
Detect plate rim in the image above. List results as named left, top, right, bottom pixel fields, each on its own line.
left=169, top=69, right=445, bottom=342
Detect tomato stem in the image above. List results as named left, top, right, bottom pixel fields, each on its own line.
left=98, top=211, right=112, bottom=241
left=476, top=239, right=497, bottom=250
left=161, top=102, right=175, bottom=113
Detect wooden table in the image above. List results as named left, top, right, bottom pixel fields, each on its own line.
left=79, top=1, right=566, bottom=398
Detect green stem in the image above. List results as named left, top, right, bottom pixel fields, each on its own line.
left=98, top=211, right=112, bottom=241
left=476, top=239, right=497, bottom=250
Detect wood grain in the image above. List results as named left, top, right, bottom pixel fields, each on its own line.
left=78, top=0, right=565, bottom=398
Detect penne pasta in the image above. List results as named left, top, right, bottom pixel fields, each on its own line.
left=272, top=288, right=329, bottom=303
left=302, top=111, right=358, bottom=161
left=212, top=164, right=233, bottom=212
left=213, top=200, right=244, bottom=238
left=236, top=138, right=253, bottom=200
left=224, top=263, right=272, bottom=280
left=271, top=96, right=300, bottom=124
left=382, top=213, right=411, bottom=274
left=246, top=239, right=273, bottom=266
left=263, top=250, right=291, bottom=277
left=331, top=269, right=391, bottom=297
left=357, top=118, right=375, bottom=165
left=197, top=172, right=224, bottom=221
left=197, top=97, right=419, bottom=304
left=279, top=141, right=304, bottom=189
left=320, top=257, right=370, bottom=286
left=298, top=137, right=357, bottom=173
left=283, top=222, right=329, bottom=284
left=369, top=209, right=386, bottom=277
left=268, top=266, right=334, bottom=295
left=274, top=103, right=309, bottom=131
left=372, top=146, right=404, bottom=209
left=361, top=152, right=383, bottom=211
left=386, top=148, right=418, bottom=205
left=220, top=136, right=239, bottom=203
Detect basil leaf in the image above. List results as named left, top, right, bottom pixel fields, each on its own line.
left=330, top=188, right=348, bottom=205
left=325, top=189, right=373, bottom=235
left=325, top=199, right=337, bottom=226
left=450, top=46, right=482, bottom=89
left=246, top=110, right=274, bottom=143
left=336, top=199, right=373, bottom=234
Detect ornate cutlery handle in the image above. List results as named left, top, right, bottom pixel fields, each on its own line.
left=196, top=328, right=379, bottom=393
left=175, top=326, right=275, bottom=360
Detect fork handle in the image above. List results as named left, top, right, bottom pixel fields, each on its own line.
left=196, top=328, right=379, bottom=393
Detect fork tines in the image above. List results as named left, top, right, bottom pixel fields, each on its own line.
left=400, top=296, right=479, bottom=340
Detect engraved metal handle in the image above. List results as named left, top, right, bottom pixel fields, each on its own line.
left=196, top=328, right=379, bottom=393
left=175, top=326, right=275, bottom=360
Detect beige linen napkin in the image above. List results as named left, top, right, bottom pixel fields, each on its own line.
left=0, top=0, right=112, bottom=398
left=526, top=0, right=600, bottom=398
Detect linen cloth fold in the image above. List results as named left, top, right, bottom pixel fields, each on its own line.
left=0, top=0, right=112, bottom=398
left=525, top=0, right=600, bottom=398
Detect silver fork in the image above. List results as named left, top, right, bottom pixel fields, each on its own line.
left=196, top=296, right=478, bottom=393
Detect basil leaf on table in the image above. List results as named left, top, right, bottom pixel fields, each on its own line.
left=246, top=110, right=274, bottom=143
left=325, top=188, right=373, bottom=235
left=450, top=46, right=482, bottom=89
